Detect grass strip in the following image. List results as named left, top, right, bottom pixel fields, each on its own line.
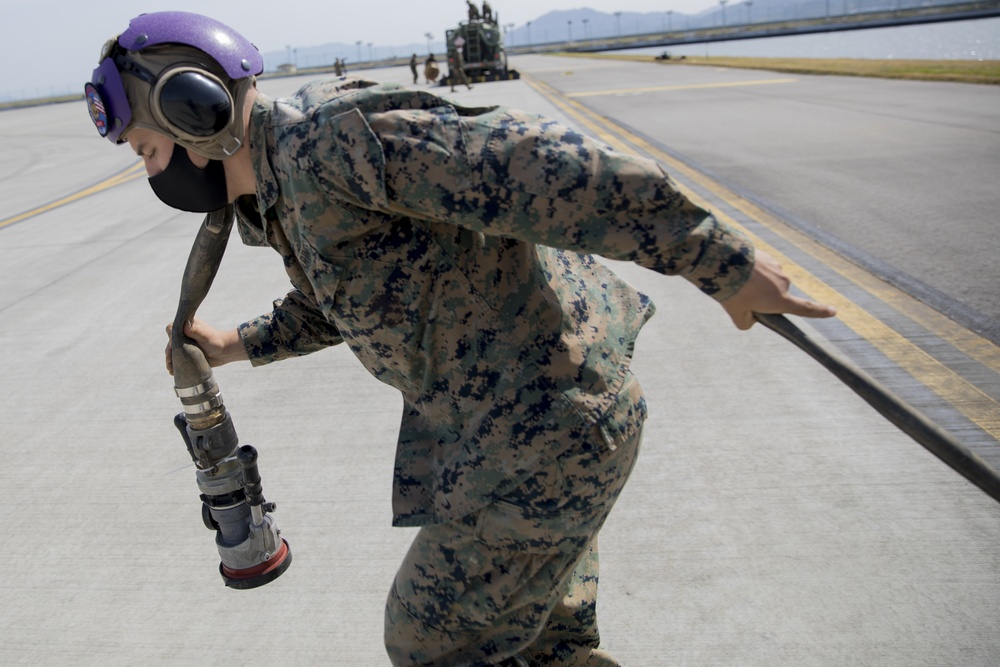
left=554, top=52, right=1000, bottom=85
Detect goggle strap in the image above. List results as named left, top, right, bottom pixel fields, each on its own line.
left=113, top=50, right=157, bottom=86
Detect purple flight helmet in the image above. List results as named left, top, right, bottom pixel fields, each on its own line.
left=86, top=12, right=263, bottom=158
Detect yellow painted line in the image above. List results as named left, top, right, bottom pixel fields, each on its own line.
left=683, top=173, right=1000, bottom=374
left=566, top=77, right=798, bottom=98
left=524, top=74, right=1000, bottom=440
left=0, top=161, right=145, bottom=230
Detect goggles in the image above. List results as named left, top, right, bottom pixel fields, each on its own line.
left=86, top=40, right=234, bottom=146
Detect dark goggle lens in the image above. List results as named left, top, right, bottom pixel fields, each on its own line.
left=159, top=71, right=232, bottom=137
left=85, top=83, right=110, bottom=137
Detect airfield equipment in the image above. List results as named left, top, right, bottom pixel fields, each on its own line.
left=443, top=9, right=519, bottom=86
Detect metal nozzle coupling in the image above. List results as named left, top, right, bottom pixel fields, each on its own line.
left=173, top=417, right=292, bottom=589
left=174, top=376, right=224, bottom=430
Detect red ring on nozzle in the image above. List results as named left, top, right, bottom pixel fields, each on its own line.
left=220, top=538, right=292, bottom=589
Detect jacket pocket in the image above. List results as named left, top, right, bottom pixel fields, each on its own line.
left=474, top=500, right=599, bottom=556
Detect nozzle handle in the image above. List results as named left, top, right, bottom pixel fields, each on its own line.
left=237, top=445, right=264, bottom=507
left=172, top=205, right=235, bottom=396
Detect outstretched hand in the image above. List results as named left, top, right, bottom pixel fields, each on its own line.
left=721, top=250, right=836, bottom=330
left=164, top=317, right=247, bottom=375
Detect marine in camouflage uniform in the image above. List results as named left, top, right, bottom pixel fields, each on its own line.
left=449, top=37, right=473, bottom=92
left=231, top=76, right=754, bottom=665
left=91, top=12, right=832, bottom=665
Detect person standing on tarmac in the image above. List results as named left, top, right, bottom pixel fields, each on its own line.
left=410, top=53, right=419, bottom=84
left=449, top=34, right=473, bottom=92
left=425, top=53, right=441, bottom=84
left=84, top=11, right=835, bottom=667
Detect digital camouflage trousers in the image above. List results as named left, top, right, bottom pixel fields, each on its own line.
left=384, top=423, right=643, bottom=666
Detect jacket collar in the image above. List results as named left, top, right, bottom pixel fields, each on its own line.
left=248, top=92, right=280, bottom=216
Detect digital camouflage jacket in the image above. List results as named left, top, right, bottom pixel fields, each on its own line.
left=234, top=77, right=754, bottom=526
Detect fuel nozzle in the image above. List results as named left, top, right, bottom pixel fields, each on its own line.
left=171, top=205, right=291, bottom=589
left=173, top=414, right=292, bottom=588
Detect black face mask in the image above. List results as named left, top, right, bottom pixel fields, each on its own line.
left=148, top=144, right=230, bottom=213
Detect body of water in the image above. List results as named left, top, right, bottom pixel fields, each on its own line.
left=618, top=17, right=1000, bottom=60
left=6, top=17, right=996, bottom=103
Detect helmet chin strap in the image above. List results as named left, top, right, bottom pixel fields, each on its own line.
left=219, top=133, right=242, bottom=156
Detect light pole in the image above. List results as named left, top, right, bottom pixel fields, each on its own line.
left=719, top=0, right=728, bottom=26
left=355, top=41, right=362, bottom=64
left=285, top=44, right=291, bottom=66
left=614, top=11, right=622, bottom=36
left=567, top=20, right=572, bottom=41
left=425, top=32, right=433, bottom=54
left=582, top=18, right=589, bottom=39
left=368, top=42, right=374, bottom=63
left=745, top=1, right=753, bottom=23
left=505, top=23, right=514, bottom=46
left=667, top=10, right=673, bottom=31
left=526, top=21, right=532, bottom=46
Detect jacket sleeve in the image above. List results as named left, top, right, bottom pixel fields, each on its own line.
left=238, top=288, right=344, bottom=366
left=367, top=104, right=754, bottom=301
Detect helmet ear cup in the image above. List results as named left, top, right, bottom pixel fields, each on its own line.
left=153, top=67, right=233, bottom=138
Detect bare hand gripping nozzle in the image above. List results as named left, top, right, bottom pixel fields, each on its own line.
left=170, top=204, right=292, bottom=588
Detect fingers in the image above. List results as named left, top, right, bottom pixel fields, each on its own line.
left=722, top=250, right=837, bottom=330
left=163, top=321, right=192, bottom=376
left=164, top=319, right=203, bottom=375
left=743, top=293, right=837, bottom=328
left=163, top=319, right=244, bottom=371
left=727, top=308, right=756, bottom=331
left=181, top=317, right=210, bottom=344
left=781, top=295, right=838, bottom=320
left=757, top=254, right=836, bottom=319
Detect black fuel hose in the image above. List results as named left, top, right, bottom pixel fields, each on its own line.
left=170, top=205, right=235, bottom=430
left=755, top=313, right=1000, bottom=505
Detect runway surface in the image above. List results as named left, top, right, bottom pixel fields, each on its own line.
left=1, top=55, right=997, bottom=666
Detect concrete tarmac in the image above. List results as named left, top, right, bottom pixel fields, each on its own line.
left=1, top=57, right=998, bottom=666
left=530, top=54, right=1000, bottom=342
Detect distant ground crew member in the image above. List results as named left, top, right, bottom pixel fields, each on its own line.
left=409, top=53, right=418, bottom=84
left=424, top=53, right=440, bottom=84
left=334, top=57, right=343, bottom=76
left=450, top=35, right=473, bottom=92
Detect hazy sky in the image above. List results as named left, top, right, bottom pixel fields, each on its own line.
left=0, top=0, right=715, bottom=97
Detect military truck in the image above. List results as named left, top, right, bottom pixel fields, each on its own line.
left=442, top=12, right=519, bottom=86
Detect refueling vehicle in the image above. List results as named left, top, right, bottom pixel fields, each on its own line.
left=442, top=6, right=519, bottom=86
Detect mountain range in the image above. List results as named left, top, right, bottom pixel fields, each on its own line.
left=260, top=0, right=812, bottom=70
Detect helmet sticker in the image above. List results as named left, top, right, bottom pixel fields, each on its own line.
left=88, top=57, right=131, bottom=143
left=85, top=83, right=109, bottom=137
